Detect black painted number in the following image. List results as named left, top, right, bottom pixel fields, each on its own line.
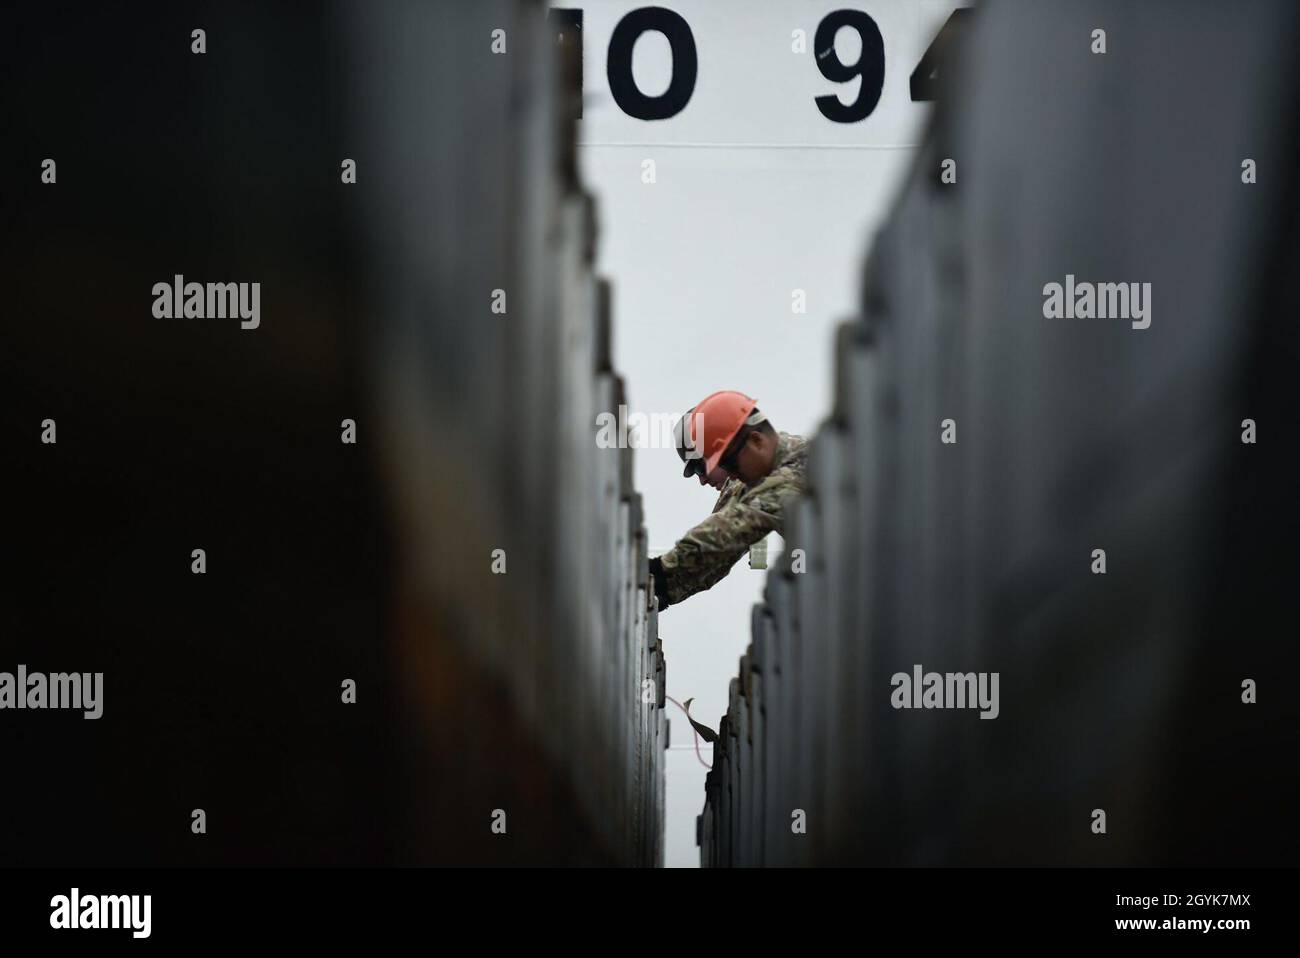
left=910, top=8, right=973, bottom=102
left=555, top=5, right=959, bottom=123
left=606, top=6, right=698, bottom=121
left=813, top=10, right=885, bottom=123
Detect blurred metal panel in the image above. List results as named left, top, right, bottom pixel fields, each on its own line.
left=701, top=0, right=1300, bottom=866
left=0, top=0, right=668, bottom=867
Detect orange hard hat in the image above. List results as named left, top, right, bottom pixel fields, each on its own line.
left=684, top=390, right=759, bottom=477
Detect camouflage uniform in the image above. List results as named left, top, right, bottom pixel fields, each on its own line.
left=659, top=432, right=809, bottom=605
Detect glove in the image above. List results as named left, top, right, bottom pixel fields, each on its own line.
left=648, top=556, right=672, bottom=610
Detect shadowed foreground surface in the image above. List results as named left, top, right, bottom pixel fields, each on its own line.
left=700, top=0, right=1300, bottom=866
left=2, top=1, right=665, bottom=866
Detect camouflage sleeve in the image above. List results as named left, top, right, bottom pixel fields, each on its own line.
left=659, top=476, right=792, bottom=605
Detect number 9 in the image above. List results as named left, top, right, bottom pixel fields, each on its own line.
left=814, top=10, right=886, bottom=123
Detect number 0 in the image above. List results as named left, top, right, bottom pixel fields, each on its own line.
left=607, top=6, right=698, bottom=121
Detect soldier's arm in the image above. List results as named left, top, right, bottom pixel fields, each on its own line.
left=657, top=495, right=782, bottom=606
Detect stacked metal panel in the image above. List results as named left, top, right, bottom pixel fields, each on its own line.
left=700, top=0, right=1299, bottom=867
left=4, top=1, right=664, bottom=866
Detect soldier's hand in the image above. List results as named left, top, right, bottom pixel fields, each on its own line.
left=648, top=556, right=672, bottom=610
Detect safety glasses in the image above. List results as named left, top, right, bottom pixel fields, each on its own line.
left=718, top=429, right=749, bottom=475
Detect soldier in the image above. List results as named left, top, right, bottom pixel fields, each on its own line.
left=649, top=391, right=808, bottom=610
